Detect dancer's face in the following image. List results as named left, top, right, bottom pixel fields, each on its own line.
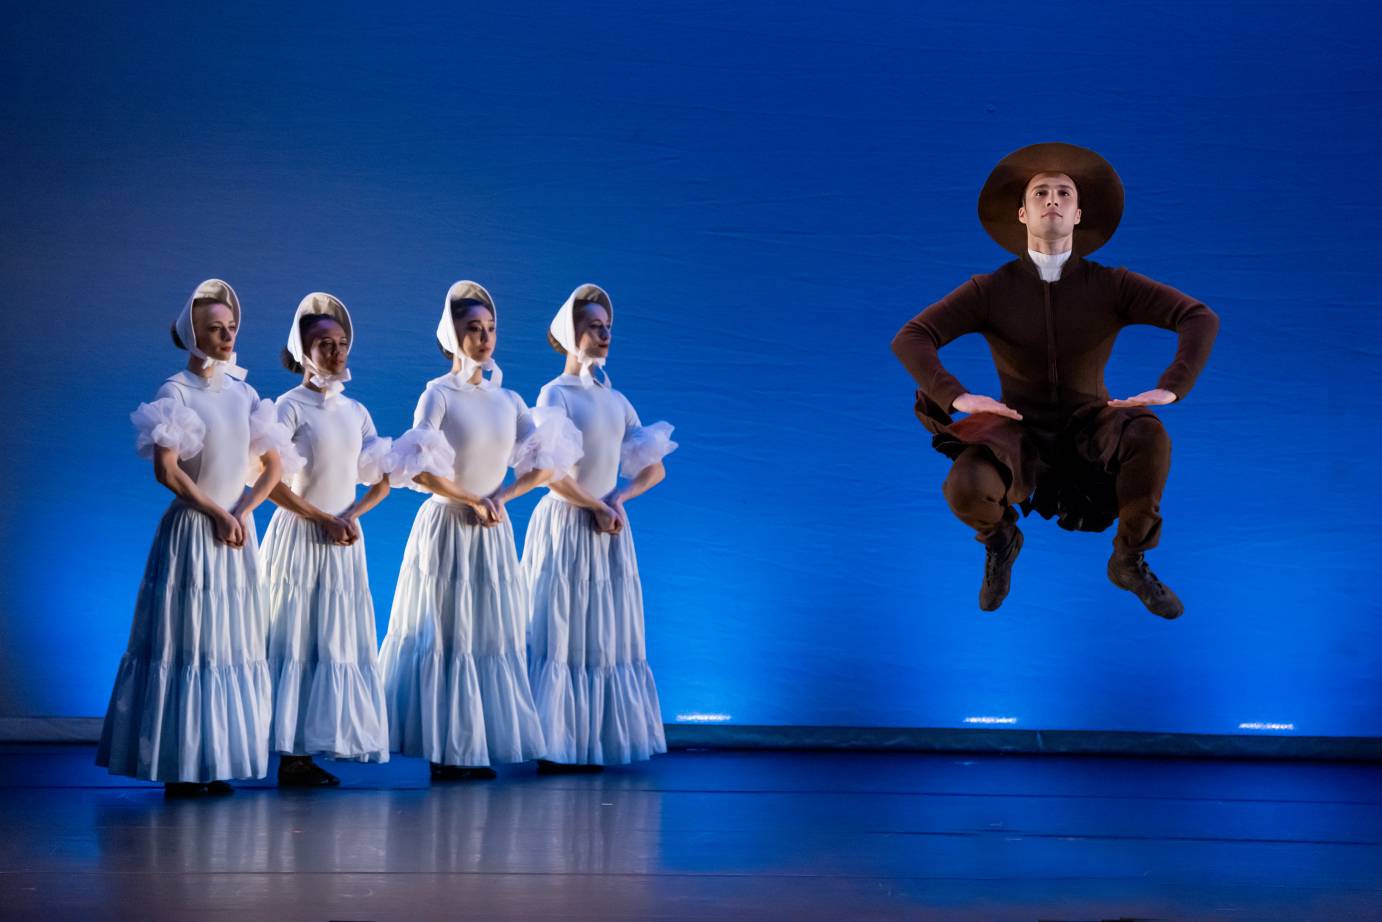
left=576, top=303, right=611, bottom=358
left=457, top=304, right=497, bottom=362
left=194, top=301, right=237, bottom=359
left=305, top=318, right=349, bottom=374
left=1018, top=172, right=1082, bottom=243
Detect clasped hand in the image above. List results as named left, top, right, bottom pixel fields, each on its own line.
left=320, top=515, right=361, bottom=546
left=593, top=495, right=627, bottom=536
left=212, top=509, right=247, bottom=548
left=469, top=495, right=506, bottom=528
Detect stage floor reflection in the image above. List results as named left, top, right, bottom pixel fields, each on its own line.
left=1, top=744, right=1380, bottom=919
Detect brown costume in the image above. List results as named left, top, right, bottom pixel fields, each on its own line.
left=892, top=145, right=1219, bottom=558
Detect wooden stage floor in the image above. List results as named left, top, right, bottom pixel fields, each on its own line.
left=1, top=744, right=1379, bottom=920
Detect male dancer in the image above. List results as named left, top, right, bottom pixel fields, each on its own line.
left=892, top=143, right=1218, bottom=618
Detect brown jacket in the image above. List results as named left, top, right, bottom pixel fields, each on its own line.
left=892, top=251, right=1220, bottom=431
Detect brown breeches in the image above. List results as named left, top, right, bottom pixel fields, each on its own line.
left=942, top=416, right=1171, bottom=554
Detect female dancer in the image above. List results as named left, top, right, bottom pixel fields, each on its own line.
left=97, top=279, right=293, bottom=796
left=261, top=293, right=394, bottom=786
left=381, top=281, right=581, bottom=780
left=524, top=284, right=677, bottom=772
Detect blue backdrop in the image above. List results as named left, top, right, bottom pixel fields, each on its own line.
left=2, top=0, right=1379, bottom=738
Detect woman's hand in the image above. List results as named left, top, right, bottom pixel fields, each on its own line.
left=606, top=494, right=629, bottom=531
left=320, top=515, right=356, bottom=546
left=212, top=509, right=245, bottom=547
left=343, top=513, right=362, bottom=543
left=593, top=503, right=623, bottom=535
left=487, top=491, right=510, bottom=524
left=470, top=496, right=501, bottom=527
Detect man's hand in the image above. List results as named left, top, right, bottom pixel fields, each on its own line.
left=952, top=393, right=1023, bottom=421
left=1108, top=388, right=1177, bottom=409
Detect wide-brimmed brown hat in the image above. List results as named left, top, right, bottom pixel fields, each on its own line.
left=977, top=142, right=1123, bottom=256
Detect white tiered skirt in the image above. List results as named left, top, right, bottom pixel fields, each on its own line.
left=380, top=499, right=545, bottom=767
left=96, top=502, right=272, bottom=782
left=523, top=494, right=665, bottom=766
left=261, top=509, right=390, bottom=762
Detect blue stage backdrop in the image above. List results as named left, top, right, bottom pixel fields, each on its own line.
left=2, top=0, right=1379, bottom=739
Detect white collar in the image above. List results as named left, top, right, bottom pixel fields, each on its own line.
left=171, top=368, right=236, bottom=393
left=437, top=371, right=498, bottom=393
left=1028, top=248, right=1072, bottom=281
left=284, top=384, right=347, bottom=408
left=552, top=360, right=609, bottom=389
left=552, top=372, right=613, bottom=391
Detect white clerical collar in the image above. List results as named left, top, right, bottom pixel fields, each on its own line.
left=1028, top=248, right=1072, bottom=282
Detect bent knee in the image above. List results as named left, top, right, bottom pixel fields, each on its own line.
left=943, top=447, right=1008, bottom=508
left=1123, top=416, right=1171, bottom=451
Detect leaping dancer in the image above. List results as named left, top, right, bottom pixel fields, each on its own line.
left=892, top=143, right=1219, bottom=618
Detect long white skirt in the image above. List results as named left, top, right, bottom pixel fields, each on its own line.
left=379, top=498, right=545, bottom=766
left=523, top=494, right=666, bottom=765
left=96, top=502, right=271, bottom=782
left=261, top=509, right=390, bottom=762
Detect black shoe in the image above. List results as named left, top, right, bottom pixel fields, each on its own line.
left=536, top=760, right=604, bottom=776
left=277, top=757, right=341, bottom=788
left=430, top=763, right=497, bottom=782
left=979, top=527, right=1023, bottom=612
left=1108, top=552, right=1184, bottom=620
left=164, top=782, right=206, bottom=798
left=205, top=780, right=235, bottom=796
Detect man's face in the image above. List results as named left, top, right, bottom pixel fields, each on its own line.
left=1018, top=172, right=1081, bottom=241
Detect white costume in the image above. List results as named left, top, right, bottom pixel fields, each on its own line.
left=523, top=284, right=677, bottom=765
left=260, top=293, right=393, bottom=762
left=97, top=279, right=294, bottom=783
left=379, top=281, right=581, bottom=767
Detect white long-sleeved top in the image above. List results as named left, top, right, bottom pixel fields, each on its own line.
left=275, top=385, right=390, bottom=515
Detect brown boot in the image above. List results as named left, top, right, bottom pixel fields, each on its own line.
left=979, top=527, right=1023, bottom=612
left=1108, top=552, right=1184, bottom=619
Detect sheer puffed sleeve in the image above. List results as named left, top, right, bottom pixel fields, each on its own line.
left=508, top=391, right=583, bottom=477
left=388, top=386, right=455, bottom=489
left=356, top=405, right=396, bottom=486
left=248, top=392, right=305, bottom=481
left=617, top=392, right=677, bottom=478
left=131, top=389, right=205, bottom=460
